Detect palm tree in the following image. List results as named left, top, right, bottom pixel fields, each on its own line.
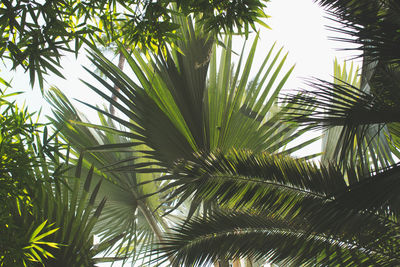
left=47, top=87, right=169, bottom=264
left=148, top=1, right=400, bottom=266
left=47, top=12, right=317, bottom=265
left=0, top=88, right=118, bottom=266
left=44, top=1, right=400, bottom=266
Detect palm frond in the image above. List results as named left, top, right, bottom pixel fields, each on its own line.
left=318, top=60, right=396, bottom=173
left=33, top=161, right=111, bottom=266
left=164, top=150, right=400, bottom=239
left=315, top=0, right=400, bottom=64
left=48, top=14, right=321, bottom=266
left=8, top=135, right=117, bottom=266
left=157, top=212, right=396, bottom=267
left=387, top=122, right=400, bottom=159
left=282, top=77, right=400, bottom=173
left=74, top=18, right=319, bottom=235
left=304, top=1, right=400, bottom=172
left=82, top=16, right=316, bottom=169
left=156, top=149, right=400, bottom=266
left=46, top=88, right=168, bottom=263
left=283, top=78, right=400, bottom=128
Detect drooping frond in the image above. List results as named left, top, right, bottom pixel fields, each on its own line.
left=282, top=77, right=400, bottom=172
left=156, top=150, right=400, bottom=266
left=157, top=212, right=397, bottom=267
left=163, top=150, right=400, bottom=236
left=304, top=1, right=400, bottom=172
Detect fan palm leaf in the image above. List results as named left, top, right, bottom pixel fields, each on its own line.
left=82, top=15, right=315, bottom=168
left=46, top=87, right=168, bottom=263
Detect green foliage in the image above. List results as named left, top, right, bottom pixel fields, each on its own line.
left=323, top=60, right=395, bottom=174
left=285, top=60, right=396, bottom=175
left=175, top=0, right=270, bottom=34
left=0, top=88, right=40, bottom=203
left=0, top=86, right=118, bottom=266
left=0, top=0, right=270, bottom=89
left=47, top=87, right=167, bottom=264
left=45, top=13, right=319, bottom=265
left=29, top=160, right=112, bottom=267
left=157, top=150, right=400, bottom=266
left=0, top=86, right=58, bottom=266
left=82, top=18, right=313, bottom=167
left=315, top=0, right=400, bottom=64
left=131, top=2, right=400, bottom=266
left=285, top=1, right=400, bottom=173
left=23, top=220, right=60, bottom=264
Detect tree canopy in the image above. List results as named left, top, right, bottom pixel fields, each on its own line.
left=0, top=0, right=269, bottom=89
left=5, top=0, right=400, bottom=266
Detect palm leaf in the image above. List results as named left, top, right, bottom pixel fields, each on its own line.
left=46, top=87, right=169, bottom=263
left=317, top=60, right=396, bottom=173
left=48, top=14, right=320, bottom=265
left=156, top=150, right=400, bottom=266
left=165, top=150, right=398, bottom=234
left=71, top=15, right=318, bottom=237
left=283, top=77, right=400, bottom=128
left=82, top=15, right=315, bottom=169
left=316, top=0, right=400, bottom=64
left=157, top=212, right=394, bottom=267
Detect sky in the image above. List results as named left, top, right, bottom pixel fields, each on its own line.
left=1, top=0, right=361, bottom=266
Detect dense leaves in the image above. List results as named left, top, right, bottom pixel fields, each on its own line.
left=44, top=13, right=319, bottom=265
left=149, top=2, right=400, bottom=266
left=0, top=87, right=59, bottom=266
left=47, top=87, right=168, bottom=263
left=0, top=0, right=269, bottom=89
left=157, top=150, right=400, bottom=266
left=0, top=87, right=118, bottom=266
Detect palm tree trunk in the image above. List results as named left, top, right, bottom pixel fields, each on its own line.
left=110, top=50, right=126, bottom=115
left=137, top=200, right=176, bottom=264
left=137, top=200, right=163, bottom=241
left=232, top=259, right=241, bottom=267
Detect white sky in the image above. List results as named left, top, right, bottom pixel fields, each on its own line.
left=1, top=0, right=361, bottom=266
